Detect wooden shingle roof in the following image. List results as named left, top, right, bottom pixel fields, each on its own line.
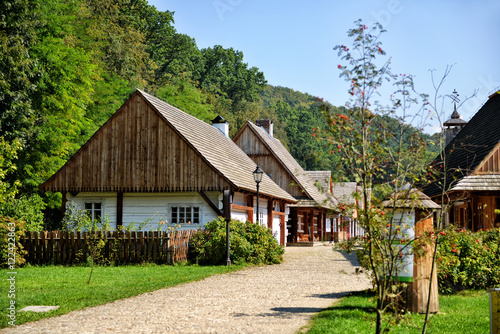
left=140, top=91, right=295, bottom=202
left=423, top=92, right=500, bottom=197
left=331, top=182, right=358, bottom=205
left=236, top=121, right=337, bottom=209
left=383, top=189, right=440, bottom=210
left=306, top=171, right=332, bottom=194
left=452, top=174, right=500, bottom=191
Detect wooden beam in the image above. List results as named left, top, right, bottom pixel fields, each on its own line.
left=272, top=211, right=286, bottom=216
left=198, top=191, right=223, bottom=217
left=61, top=191, right=67, bottom=217
left=231, top=204, right=253, bottom=211
left=309, top=209, right=314, bottom=241
left=267, top=199, right=273, bottom=229
left=231, top=204, right=253, bottom=223
left=279, top=202, right=285, bottom=246
left=117, top=192, right=123, bottom=227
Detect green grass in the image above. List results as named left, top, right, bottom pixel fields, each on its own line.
left=0, top=263, right=247, bottom=328
left=304, top=290, right=489, bottom=333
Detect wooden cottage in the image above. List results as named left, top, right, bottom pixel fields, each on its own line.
left=233, top=119, right=337, bottom=244
left=40, top=90, right=296, bottom=244
left=423, top=91, right=500, bottom=230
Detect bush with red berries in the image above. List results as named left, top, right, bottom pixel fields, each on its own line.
left=437, top=227, right=500, bottom=293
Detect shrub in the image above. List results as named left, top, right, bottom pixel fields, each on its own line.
left=437, top=228, right=500, bottom=293
left=0, top=216, right=27, bottom=268
left=0, top=194, right=46, bottom=232
left=189, top=217, right=284, bottom=265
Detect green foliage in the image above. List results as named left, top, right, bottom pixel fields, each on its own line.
left=437, top=228, right=500, bottom=293
left=156, top=75, right=217, bottom=122
left=0, top=137, right=21, bottom=204
left=189, top=217, right=284, bottom=265
left=0, top=194, right=46, bottom=232
left=0, top=0, right=42, bottom=145
left=328, top=20, right=433, bottom=334
left=0, top=216, right=27, bottom=268
left=196, top=45, right=267, bottom=104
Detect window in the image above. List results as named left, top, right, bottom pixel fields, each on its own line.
left=84, top=202, right=102, bottom=221
left=171, top=206, right=200, bottom=224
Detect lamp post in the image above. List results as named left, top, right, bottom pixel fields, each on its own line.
left=253, top=165, right=263, bottom=223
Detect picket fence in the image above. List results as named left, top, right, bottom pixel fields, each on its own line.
left=20, top=229, right=197, bottom=265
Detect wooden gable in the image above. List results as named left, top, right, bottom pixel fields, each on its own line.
left=40, top=92, right=231, bottom=193
left=473, top=141, right=500, bottom=174
left=233, top=126, right=302, bottom=197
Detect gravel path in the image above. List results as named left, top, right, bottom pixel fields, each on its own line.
left=3, top=246, right=370, bottom=334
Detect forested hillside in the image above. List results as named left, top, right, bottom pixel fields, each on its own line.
left=0, top=0, right=439, bottom=229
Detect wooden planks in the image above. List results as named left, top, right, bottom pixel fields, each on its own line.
left=20, top=230, right=196, bottom=265
left=41, top=93, right=231, bottom=193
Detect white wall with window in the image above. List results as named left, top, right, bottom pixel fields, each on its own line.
left=67, top=192, right=220, bottom=231
left=66, top=192, right=117, bottom=226
left=122, top=192, right=218, bottom=230
left=66, top=192, right=290, bottom=240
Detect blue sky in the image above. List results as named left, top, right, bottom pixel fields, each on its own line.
left=148, top=0, right=500, bottom=133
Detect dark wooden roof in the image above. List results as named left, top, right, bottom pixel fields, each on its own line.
left=443, top=107, right=467, bottom=126
left=40, top=90, right=296, bottom=203
left=423, top=92, right=500, bottom=197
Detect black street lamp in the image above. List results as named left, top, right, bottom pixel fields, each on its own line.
left=253, top=165, right=263, bottom=223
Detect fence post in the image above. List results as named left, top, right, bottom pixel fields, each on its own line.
left=167, top=232, right=172, bottom=265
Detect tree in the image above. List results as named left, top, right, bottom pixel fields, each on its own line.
left=419, top=66, right=477, bottom=334
left=196, top=45, right=267, bottom=104
left=0, top=0, right=42, bottom=145
left=321, top=20, right=431, bottom=333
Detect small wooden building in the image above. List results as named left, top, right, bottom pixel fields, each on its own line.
left=383, top=189, right=440, bottom=313
left=40, top=90, right=296, bottom=244
left=424, top=91, right=500, bottom=230
left=233, top=119, right=337, bottom=244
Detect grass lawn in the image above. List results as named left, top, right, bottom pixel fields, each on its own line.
left=304, top=290, right=490, bottom=334
left=0, top=263, right=246, bottom=328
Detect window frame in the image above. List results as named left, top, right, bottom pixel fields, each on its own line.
left=169, top=204, right=202, bottom=225
left=84, top=201, right=103, bottom=222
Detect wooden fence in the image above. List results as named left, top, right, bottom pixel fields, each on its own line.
left=20, top=229, right=197, bottom=265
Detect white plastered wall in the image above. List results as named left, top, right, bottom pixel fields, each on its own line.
left=66, top=192, right=220, bottom=231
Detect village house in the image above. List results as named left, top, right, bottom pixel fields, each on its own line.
left=232, top=119, right=343, bottom=244
left=40, top=90, right=296, bottom=245
left=423, top=91, right=500, bottom=230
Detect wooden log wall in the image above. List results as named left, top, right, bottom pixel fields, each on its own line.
left=233, top=126, right=303, bottom=197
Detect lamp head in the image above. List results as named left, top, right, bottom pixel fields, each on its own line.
left=253, top=165, right=263, bottom=183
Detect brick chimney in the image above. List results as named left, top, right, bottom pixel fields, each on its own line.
left=256, top=119, right=273, bottom=137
